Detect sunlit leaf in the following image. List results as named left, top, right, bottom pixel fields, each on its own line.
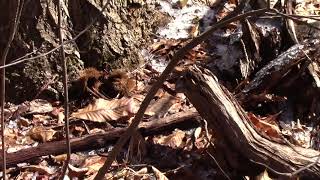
left=28, top=126, right=56, bottom=142
left=71, top=97, right=139, bottom=122
left=152, top=166, right=169, bottom=180
left=153, top=129, right=186, bottom=149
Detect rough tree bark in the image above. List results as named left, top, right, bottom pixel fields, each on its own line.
left=177, top=65, right=320, bottom=178
left=0, top=0, right=168, bottom=103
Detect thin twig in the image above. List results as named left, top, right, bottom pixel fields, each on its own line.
left=206, top=151, right=232, bottom=180
left=0, top=0, right=110, bottom=70
left=249, top=159, right=292, bottom=177
left=57, top=0, right=70, bottom=179
left=93, top=6, right=269, bottom=180
left=291, top=15, right=320, bottom=22
left=203, top=119, right=231, bottom=180
left=0, top=0, right=23, bottom=179
left=251, top=154, right=320, bottom=177
left=291, top=156, right=320, bottom=176
left=268, top=9, right=320, bottom=31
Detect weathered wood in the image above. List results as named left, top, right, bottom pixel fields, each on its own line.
left=239, top=39, right=320, bottom=98
left=178, top=65, right=320, bottom=178
left=0, top=110, right=199, bottom=168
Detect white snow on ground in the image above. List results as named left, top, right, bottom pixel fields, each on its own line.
left=142, top=0, right=216, bottom=73
left=156, top=0, right=215, bottom=39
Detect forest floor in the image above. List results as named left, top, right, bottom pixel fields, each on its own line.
left=2, top=0, right=320, bottom=179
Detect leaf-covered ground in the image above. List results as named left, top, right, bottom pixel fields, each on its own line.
left=3, top=0, right=320, bottom=179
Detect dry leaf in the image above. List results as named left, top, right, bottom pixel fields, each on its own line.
left=21, top=165, right=54, bottom=175
left=28, top=126, right=56, bottom=142
left=81, top=156, right=116, bottom=177
left=71, top=97, right=139, bottom=122
left=16, top=171, right=34, bottom=180
left=149, top=39, right=181, bottom=55
left=89, top=128, right=105, bottom=134
left=52, top=154, right=85, bottom=167
left=136, top=167, right=148, bottom=174
left=32, top=114, right=52, bottom=125
left=255, top=169, right=272, bottom=180
left=82, top=156, right=110, bottom=171
left=248, top=113, right=282, bottom=141
left=50, top=107, right=64, bottom=117
left=194, top=127, right=202, bottom=139
left=153, top=129, right=186, bottom=149
left=52, top=154, right=68, bottom=164
left=151, top=166, right=169, bottom=180
left=4, top=128, right=18, bottom=146
left=193, top=127, right=211, bottom=150
left=147, top=93, right=176, bottom=117
left=17, top=117, right=30, bottom=127
left=68, top=164, right=88, bottom=178
left=28, top=99, right=53, bottom=114
left=57, top=111, right=65, bottom=124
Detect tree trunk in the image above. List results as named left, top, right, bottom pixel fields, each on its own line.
left=0, top=0, right=168, bottom=103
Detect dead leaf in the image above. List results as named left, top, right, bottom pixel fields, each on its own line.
left=4, top=128, right=18, bottom=147
left=28, top=126, right=56, bottom=142
left=52, top=154, right=85, bottom=167
left=153, top=129, right=186, bottom=149
left=147, top=93, right=176, bottom=117
left=248, top=113, right=282, bottom=141
left=255, top=169, right=272, bottom=180
left=57, top=111, right=65, bottom=124
left=21, top=165, right=54, bottom=175
left=52, top=154, right=68, bottom=164
left=32, top=114, right=52, bottom=125
left=68, top=164, right=88, bottom=179
left=81, top=156, right=116, bottom=178
left=71, top=97, right=139, bottom=122
left=50, top=107, right=63, bottom=117
left=28, top=99, right=53, bottom=114
left=71, top=125, right=86, bottom=136
left=17, top=117, right=30, bottom=127
left=16, top=171, right=34, bottom=180
left=194, top=127, right=202, bottom=139
left=151, top=166, right=169, bottom=180
left=83, top=156, right=105, bottom=175
left=89, top=128, right=105, bottom=134
left=136, top=167, right=148, bottom=174
left=193, top=127, right=211, bottom=150
left=149, top=39, right=181, bottom=55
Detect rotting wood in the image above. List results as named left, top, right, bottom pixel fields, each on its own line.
left=0, top=109, right=199, bottom=169
left=177, top=65, right=320, bottom=178
left=240, top=39, right=320, bottom=96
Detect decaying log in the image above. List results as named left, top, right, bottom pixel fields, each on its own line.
left=239, top=39, right=320, bottom=98
left=0, top=110, right=199, bottom=169
left=177, top=65, right=320, bottom=178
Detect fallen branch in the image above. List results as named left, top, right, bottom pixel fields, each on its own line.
left=178, top=65, right=320, bottom=178
left=0, top=109, right=199, bottom=169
